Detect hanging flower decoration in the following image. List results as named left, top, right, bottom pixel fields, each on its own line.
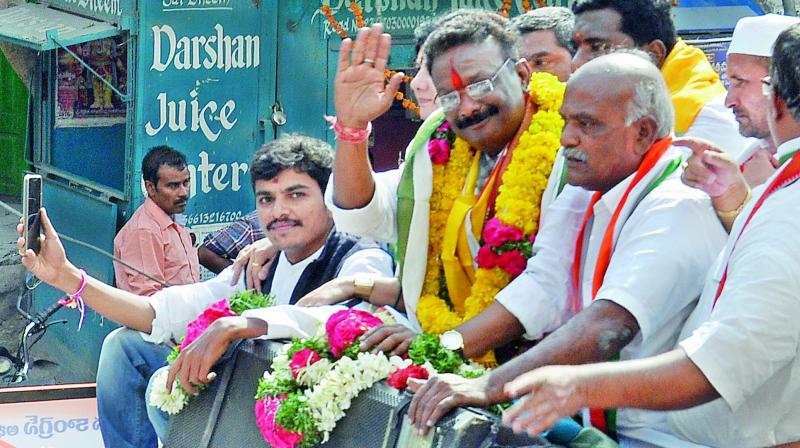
left=349, top=1, right=365, bottom=28
left=319, top=2, right=422, bottom=115
left=522, top=0, right=533, bottom=12
left=320, top=4, right=348, bottom=39
left=415, top=72, right=566, bottom=366
left=498, top=0, right=513, bottom=17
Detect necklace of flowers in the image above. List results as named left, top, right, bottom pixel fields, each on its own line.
left=254, top=310, right=490, bottom=448
left=148, top=290, right=275, bottom=415
left=415, top=72, right=566, bottom=366
left=254, top=309, right=396, bottom=448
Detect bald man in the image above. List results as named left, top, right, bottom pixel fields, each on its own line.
left=406, top=51, right=726, bottom=447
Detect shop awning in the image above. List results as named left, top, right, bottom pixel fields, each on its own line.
left=0, top=3, right=119, bottom=51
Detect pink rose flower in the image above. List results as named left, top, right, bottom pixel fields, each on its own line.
left=180, top=299, right=237, bottom=350
left=482, top=218, right=524, bottom=247
left=436, top=122, right=451, bottom=133
left=254, top=396, right=304, bottom=448
left=475, top=245, right=499, bottom=269
left=325, top=309, right=383, bottom=358
left=496, top=250, right=528, bottom=277
left=387, top=365, right=429, bottom=390
left=289, top=348, right=322, bottom=379
left=428, top=137, right=451, bottom=165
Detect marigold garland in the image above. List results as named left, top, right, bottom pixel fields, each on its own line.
left=498, top=0, right=513, bottom=17
left=416, top=72, right=566, bottom=366
left=320, top=5, right=348, bottom=39
left=349, top=1, right=365, bottom=28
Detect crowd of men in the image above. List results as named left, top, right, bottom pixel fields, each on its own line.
left=16, top=1, right=800, bottom=447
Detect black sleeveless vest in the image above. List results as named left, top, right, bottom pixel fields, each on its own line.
left=259, top=230, right=383, bottom=304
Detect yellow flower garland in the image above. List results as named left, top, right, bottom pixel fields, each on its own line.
left=416, top=72, right=566, bottom=366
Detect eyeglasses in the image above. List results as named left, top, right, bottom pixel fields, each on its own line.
left=762, top=76, right=772, bottom=96
left=435, top=59, right=512, bottom=112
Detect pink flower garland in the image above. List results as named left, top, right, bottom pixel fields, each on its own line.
left=326, top=309, right=383, bottom=358
left=428, top=122, right=452, bottom=165
left=289, top=348, right=322, bottom=379
left=387, top=365, right=429, bottom=390
left=475, top=217, right=529, bottom=277
left=254, top=396, right=304, bottom=448
left=180, top=298, right=237, bottom=350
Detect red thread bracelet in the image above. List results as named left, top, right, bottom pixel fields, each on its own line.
left=324, top=115, right=372, bottom=144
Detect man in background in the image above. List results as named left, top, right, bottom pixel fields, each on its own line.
left=511, top=6, right=575, bottom=82
left=114, top=146, right=199, bottom=295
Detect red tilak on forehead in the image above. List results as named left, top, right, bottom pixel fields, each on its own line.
left=271, top=178, right=279, bottom=183
left=449, top=56, right=464, bottom=90
left=574, top=32, right=583, bottom=46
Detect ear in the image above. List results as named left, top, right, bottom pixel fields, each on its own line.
left=633, top=117, right=659, bottom=155
left=770, top=90, right=788, bottom=122
left=514, top=58, right=531, bottom=87
left=144, top=180, right=157, bottom=197
left=641, top=40, right=667, bottom=67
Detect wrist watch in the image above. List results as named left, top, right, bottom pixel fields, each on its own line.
left=440, top=330, right=465, bottom=354
left=353, top=274, right=376, bottom=299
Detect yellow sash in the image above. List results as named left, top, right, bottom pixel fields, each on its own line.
left=440, top=152, right=498, bottom=313
left=660, top=39, right=726, bottom=134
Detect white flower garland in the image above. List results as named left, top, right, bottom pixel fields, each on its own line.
left=148, top=367, right=190, bottom=415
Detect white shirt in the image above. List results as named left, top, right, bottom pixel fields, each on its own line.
left=271, top=247, right=324, bottom=306
left=669, top=137, right=800, bottom=448
left=141, top=244, right=395, bottom=344
left=684, top=92, right=758, bottom=160
left=496, top=146, right=727, bottom=447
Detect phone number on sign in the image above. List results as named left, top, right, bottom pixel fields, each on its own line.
left=184, top=210, right=243, bottom=226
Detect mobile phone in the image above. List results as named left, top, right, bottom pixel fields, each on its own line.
left=22, top=174, right=43, bottom=254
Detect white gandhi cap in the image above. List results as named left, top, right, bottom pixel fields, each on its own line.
left=728, top=14, right=800, bottom=57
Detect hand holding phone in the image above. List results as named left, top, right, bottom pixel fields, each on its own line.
left=23, top=174, right=43, bottom=254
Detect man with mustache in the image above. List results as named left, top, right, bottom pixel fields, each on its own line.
left=406, top=52, right=727, bottom=446
left=682, top=15, right=800, bottom=232
left=328, top=11, right=563, bottom=360
left=32, top=135, right=397, bottom=448
left=113, top=145, right=199, bottom=296
left=571, top=0, right=753, bottom=159
left=501, top=24, right=800, bottom=447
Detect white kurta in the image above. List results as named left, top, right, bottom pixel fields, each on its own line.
left=141, top=246, right=395, bottom=344
left=668, top=137, right=800, bottom=447
left=496, top=146, right=727, bottom=447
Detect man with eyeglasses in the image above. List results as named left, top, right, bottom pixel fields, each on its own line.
left=499, top=23, right=800, bottom=448
left=327, top=12, right=562, bottom=358
left=571, top=0, right=753, bottom=160
left=404, top=49, right=730, bottom=446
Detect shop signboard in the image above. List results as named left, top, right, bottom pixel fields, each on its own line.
left=45, top=0, right=135, bottom=25
left=135, top=1, right=276, bottom=229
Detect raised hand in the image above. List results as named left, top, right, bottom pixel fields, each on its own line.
left=17, top=208, right=77, bottom=291
left=334, top=24, right=405, bottom=128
